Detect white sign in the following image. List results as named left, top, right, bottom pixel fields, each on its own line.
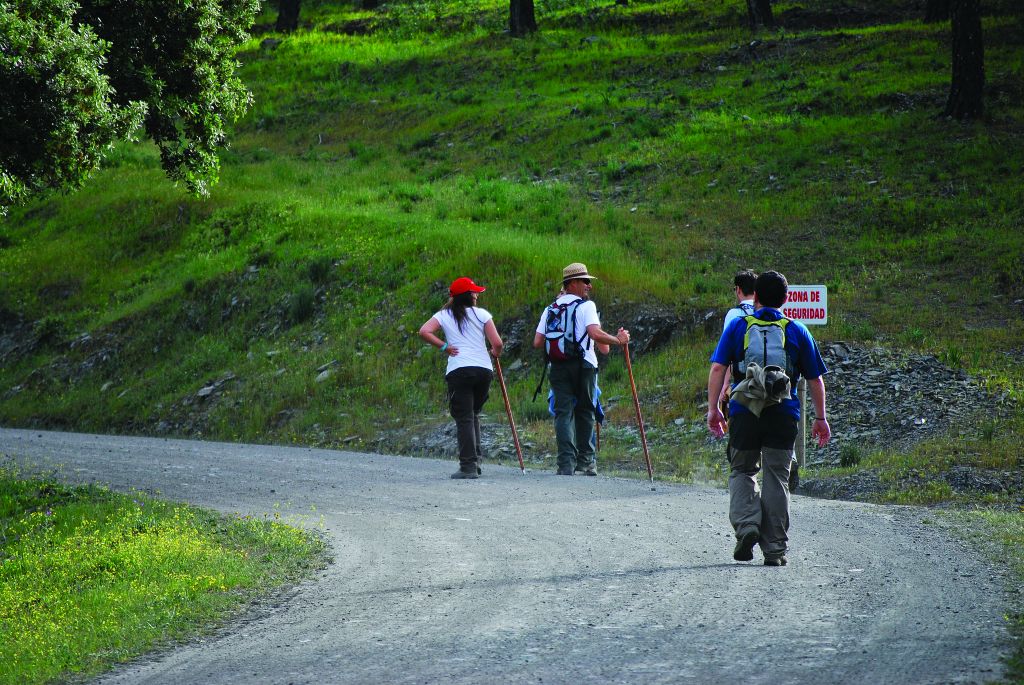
left=782, top=285, right=827, bottom=325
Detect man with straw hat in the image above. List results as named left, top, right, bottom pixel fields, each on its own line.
left=533, top=263, right=630, bottom=476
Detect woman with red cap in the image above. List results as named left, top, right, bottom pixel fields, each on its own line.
left=419, top=277, right=504, bottom=479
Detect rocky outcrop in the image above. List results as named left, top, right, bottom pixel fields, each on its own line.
left=808, top=341, right=1013, bottom=466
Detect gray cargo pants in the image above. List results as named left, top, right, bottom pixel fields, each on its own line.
left=549, top=360, right=597, bottom=473
left=727, top=409, right=798, bottom=560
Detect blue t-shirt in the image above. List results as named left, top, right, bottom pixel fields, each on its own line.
left=710, top=307, right=828, bottom=420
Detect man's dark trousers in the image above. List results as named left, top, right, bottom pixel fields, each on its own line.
left=446, top=367, right=493, bottom=472
left=549, top=361, right=597, bottom=473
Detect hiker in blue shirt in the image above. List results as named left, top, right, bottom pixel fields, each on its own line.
left=706, top=270, right=831, bottom=567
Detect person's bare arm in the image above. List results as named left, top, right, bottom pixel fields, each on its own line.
left=707, top=362, right=729, bottom=438
left=484, top=320, right=504, bottom=358
left=585, top=324, right=630, bottom=348
left=807, top=376, right=831, bottom=447
left=418, top=318, right=457, bottom=356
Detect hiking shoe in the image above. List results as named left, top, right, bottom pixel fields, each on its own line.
left=451, top=470, right=479, bottom=480
left=733, top=529, right=759, bottom=562
left=556, top=468, right=574, bottom=476
left=582, top=468, right=597, bottom=476
left=764, top=556, right=788, bottom=567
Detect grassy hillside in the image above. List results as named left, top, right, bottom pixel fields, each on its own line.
left=1, top=0, right=1022, bottom=490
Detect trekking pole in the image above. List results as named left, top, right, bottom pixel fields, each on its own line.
left=494, top=357, right=526, bottom=474
left=623, top=342, right=654, bottom=482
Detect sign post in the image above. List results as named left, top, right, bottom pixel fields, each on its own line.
left=785, top=286, right=827, bottom=467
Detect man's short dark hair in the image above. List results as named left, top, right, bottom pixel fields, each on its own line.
left=733, top=270, right=757, bottom=296
left=755, top=270, right=788, bottom=308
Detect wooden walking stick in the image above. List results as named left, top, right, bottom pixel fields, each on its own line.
left=623, top=342, right=654, bottom=482
left=494, top=357, right=526, bottom=474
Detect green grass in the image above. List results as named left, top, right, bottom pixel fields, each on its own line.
left=0, top=464, right=327, bottom=685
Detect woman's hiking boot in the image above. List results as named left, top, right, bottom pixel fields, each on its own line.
left=452, top=460, right=480, bottom=479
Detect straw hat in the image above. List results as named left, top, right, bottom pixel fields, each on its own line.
left=561, top=262, right=597, bottom=283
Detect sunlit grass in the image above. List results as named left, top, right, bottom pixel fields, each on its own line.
left=0, top=465, right=327, bottom=685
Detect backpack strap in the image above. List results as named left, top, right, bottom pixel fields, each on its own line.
left=564, top=297, right=589, bottom=349
left=740, top=315, right=789, bottom=350
left=730, top=303, right=754, bottom=317
left=532, top=361, right=548, bottom=402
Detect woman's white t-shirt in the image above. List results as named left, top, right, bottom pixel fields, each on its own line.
left=432, top=307, right=494, bottom=375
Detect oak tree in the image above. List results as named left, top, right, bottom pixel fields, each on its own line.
left=1, top=0, right=259, bottom=214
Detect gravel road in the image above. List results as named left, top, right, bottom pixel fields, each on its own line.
left=1, top=427, right=1013, bottom=684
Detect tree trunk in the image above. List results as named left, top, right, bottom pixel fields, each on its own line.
left=746, top=0, right=774, bottom=29
left=944, top=0, right=984, bottom=119
left=925, top=0, right=950, bottom=23
left=276, top=0, right=301, bottom=32
left=509, top=0, right=537, bottom=37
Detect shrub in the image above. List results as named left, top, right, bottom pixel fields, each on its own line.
left=32, top=315, right=66, bottom=346
left=287, top=285, right=315, bottom=325
left=306, top=256, right=333, bottom=284
left=839, top=443, right=862, bottom=467
left=939, top=344, right=964, bottom=369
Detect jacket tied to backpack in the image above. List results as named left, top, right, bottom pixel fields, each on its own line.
left=732, top=362, right=792, bottom=417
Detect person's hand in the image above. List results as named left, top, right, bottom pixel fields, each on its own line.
left=707, top=407, right=727, bottom=439
left=489, top=347, right=501, bottom=358
left=811, top=417, right=831, bottom=447
left=447, top=345, right=459, bottom=357
left=617, top=328, right=630, bottom=346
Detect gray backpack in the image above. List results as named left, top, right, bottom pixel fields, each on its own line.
left=734, top=315, right=794, bottom=381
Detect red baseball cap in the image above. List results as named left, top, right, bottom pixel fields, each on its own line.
left=449, top=277, right=486, bottom=296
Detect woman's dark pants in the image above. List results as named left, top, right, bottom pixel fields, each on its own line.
left=446, top=367, right=493, bottom=473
